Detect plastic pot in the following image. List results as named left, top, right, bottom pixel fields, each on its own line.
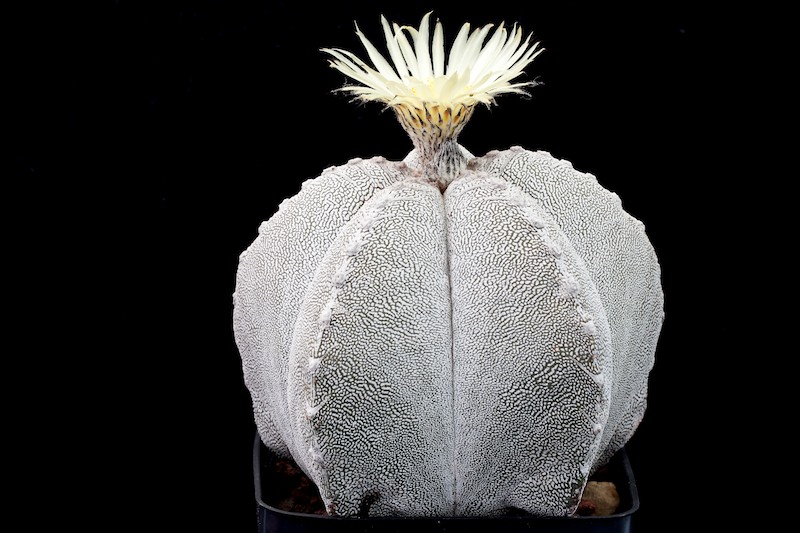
left=253, top=433, right=639, bottom=533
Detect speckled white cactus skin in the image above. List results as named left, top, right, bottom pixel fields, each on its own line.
left=233, top=14, right=663, bottom=518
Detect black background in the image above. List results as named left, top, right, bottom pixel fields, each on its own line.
left=12, top=1, right=760, bottom=531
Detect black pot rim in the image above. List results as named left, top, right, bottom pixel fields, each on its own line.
left=253, top=432, right=639, bottom=531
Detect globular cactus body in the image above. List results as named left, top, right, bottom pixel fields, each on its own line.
left=233, top=13, right=663, bottom=518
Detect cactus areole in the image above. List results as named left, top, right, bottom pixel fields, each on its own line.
left=233, top=13, right=664, bottom=518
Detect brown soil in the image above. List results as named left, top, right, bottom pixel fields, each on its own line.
left=268, top=458, right=328, bottom=515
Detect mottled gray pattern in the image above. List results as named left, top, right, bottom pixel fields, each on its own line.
left=287, top=180, right=454, bottom=515
left=233, top=146, right=663, bottom=517
left=446, top=172, right=612, bottom=515
left=472, top=149, right=664, bottom=466
left=233, top=157, right=404, bottom=462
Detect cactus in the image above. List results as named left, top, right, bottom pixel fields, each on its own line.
left=233, top=12, right=664, bottom=518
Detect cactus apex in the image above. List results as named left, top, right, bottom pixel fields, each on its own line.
left=323, top=14, right=542, bottom=189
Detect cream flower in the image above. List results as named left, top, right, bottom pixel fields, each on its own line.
left=322, top=12, right=543, bottom=189
left=321, top=12, right=543, bottom=111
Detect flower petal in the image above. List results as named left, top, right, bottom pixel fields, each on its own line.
left=323, top=14, right=542, bottom=109
left=432, top=19, right=445, bottom=77
left=381, top=15, right=409, bottom=78
left=354, top=22, right=400, bottom=82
